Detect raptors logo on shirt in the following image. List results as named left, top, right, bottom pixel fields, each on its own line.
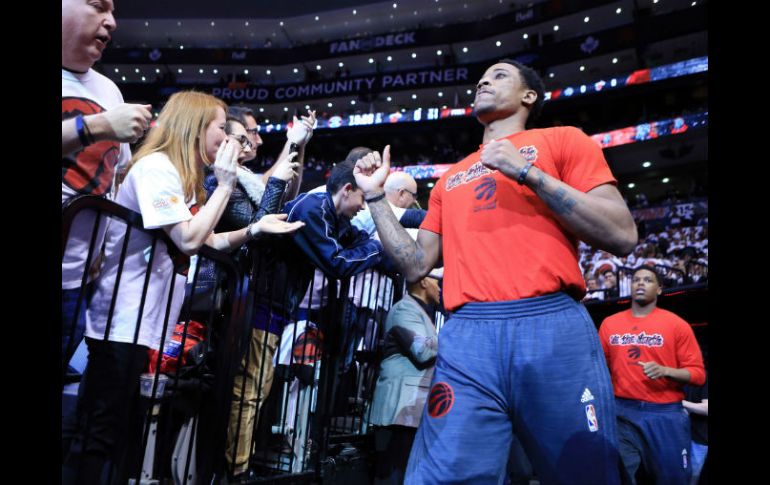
left=62, top=96, right=121, bottom=196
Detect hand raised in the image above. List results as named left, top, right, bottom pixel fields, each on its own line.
left=353, top=145, right=391, bottom=196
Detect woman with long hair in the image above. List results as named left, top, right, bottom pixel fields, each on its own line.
left=64, top=91, right=304, bottom=484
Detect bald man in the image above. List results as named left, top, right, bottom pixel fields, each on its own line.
left=384, top=171, right=421, bottom=209
left=352, top=169, right=424, bottom=238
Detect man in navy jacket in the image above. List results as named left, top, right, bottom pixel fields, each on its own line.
left=283, top=156, right=390, bottom=281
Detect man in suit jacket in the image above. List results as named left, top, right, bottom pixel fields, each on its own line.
left=369, top=275, right=442, bottom=484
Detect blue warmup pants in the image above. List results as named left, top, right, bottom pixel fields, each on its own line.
left=616, top=398, right=692, bottom=485
left=405, top=293, right=622, bottom=485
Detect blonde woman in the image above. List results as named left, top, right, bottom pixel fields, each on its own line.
left=64, top=91, right=303, bottom=484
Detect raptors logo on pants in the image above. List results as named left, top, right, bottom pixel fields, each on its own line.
left=427, top=382, right=454, bottom=418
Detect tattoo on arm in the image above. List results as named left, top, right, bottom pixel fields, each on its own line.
left=369, top=200, right=424, bottom=278
left=536, top=170, right=577, bottom=216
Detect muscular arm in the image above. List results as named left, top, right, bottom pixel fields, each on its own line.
left=527, top=168, right=638, bottom=255
left=367, top=198, right=441, bottom=283
left=480, top=138, right=637, bottom=256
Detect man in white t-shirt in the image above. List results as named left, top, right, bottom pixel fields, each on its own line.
left=62, top=0, right=154, bottom=368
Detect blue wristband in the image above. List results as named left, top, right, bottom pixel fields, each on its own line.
left=517, top=162, right=534, bottom=185
left=75, top=115, right=91, bottom=147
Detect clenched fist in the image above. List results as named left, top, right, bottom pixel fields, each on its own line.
left=88, top=103, right=153, bottom=144
left=479, top=138, right=529, bottom=181
left=353, top=145, right=391, bottom=196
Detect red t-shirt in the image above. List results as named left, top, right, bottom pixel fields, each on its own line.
left=599, top=307, right=706, bottom=403
left=420, top=126, right=616, bottom=310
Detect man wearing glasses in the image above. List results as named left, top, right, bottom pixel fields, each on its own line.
left=385, top=171, right=421, bottom=209
left=229, top=106, right=315, bottom=200
left=352, top=170, right=425, bottom=238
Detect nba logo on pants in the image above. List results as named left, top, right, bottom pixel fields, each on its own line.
left=585, top=404, right=599, bottom=432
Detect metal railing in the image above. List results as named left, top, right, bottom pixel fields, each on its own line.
left=62, top=195, right=409, bottom=484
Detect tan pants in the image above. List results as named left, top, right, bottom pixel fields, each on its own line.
left=225, top=328, right=279, bottom=474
